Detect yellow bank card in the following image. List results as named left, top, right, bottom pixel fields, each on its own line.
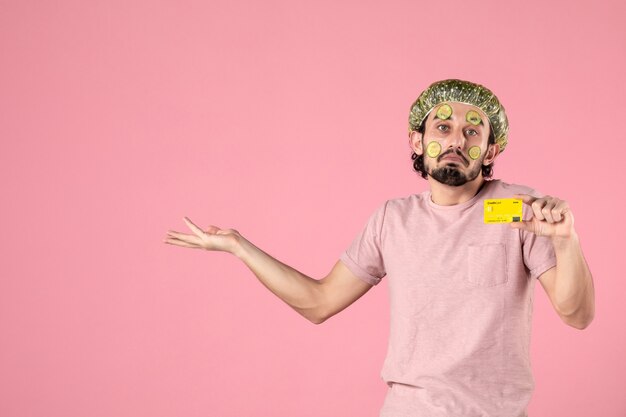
left=484, top=198, right=523, bottom=224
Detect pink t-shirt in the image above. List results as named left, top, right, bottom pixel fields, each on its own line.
left=339, top=179, right=557, bottom=417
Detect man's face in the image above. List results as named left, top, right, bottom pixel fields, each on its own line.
left=412, top=101, right=499, bottom=186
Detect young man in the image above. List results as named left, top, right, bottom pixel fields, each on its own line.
left=164, top=79, right=595, bottom=417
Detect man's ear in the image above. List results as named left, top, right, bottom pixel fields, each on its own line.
left=409, top=130, right=423, bottom=155
left=483, top=142, right=500, bottom=165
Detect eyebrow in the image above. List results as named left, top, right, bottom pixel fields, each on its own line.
left=432, top=114, right=484, bottom=126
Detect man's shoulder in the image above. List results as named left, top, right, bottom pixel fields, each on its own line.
left=377, top=192, right=430, bottom=221
left=385, top=191, right=427, bottom=209
left=490, top=179, right=541, bottom=197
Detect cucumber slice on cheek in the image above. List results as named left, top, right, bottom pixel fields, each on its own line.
left=426, top=141, right=442, bottom=158
left=468, top=146, right=481, bottom=160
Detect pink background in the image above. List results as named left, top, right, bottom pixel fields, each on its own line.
left=1, top=0, right=624, bottom=416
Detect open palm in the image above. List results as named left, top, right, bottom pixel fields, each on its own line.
left=164, top=217, right=241, bottom=253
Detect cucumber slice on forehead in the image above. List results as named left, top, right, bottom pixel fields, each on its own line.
left=436, top=104, right=453, bottom=120
left=466, top=110, right=482, bottom=125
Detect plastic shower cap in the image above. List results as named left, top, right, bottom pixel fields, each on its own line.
left=408, top=79, right=509, bottom=152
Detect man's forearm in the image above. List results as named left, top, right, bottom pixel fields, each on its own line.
left=553, top=231, right=595, bottom=328
left=232, top=236, right=325, bottom=324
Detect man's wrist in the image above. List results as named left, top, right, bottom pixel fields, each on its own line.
left=231, top=234, right=250, bottom=259
left=551, top=229, right=579, bottom=251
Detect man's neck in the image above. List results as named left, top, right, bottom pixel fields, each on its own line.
left=427, top=175, right=487, bottom=206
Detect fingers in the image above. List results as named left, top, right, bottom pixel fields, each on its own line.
left=552, top=200, right=569, bottom=222
left=514, top=193, right=554, bottom=221
left=516, top=195, right=569, bottom=224
left=542, top=198, right=557, bottom=223
left=512, top=194, right=546, bottom=220
left=512, top=194, right=536, bottom=206
left=164, top=236, right=202, bottom=249
left=538, top=196, right=570, bottom=224
left=527, top=195, right=552, bottom=221
left=164, top=219, right=237, bottom=252
left=183, top=217, right=206, bottom=237
left=166, top=230, right=204, bottom=246
left=529, top=197, right=546, bottom=221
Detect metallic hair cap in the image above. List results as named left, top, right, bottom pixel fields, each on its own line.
left=408, top=79, right=509, bottom=152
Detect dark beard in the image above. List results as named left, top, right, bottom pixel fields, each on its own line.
left=429, top=162, right=482, bottom=186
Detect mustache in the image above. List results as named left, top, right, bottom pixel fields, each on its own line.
left=438, top=149, right=469, bottom=166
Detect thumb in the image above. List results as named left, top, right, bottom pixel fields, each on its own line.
left=509, top=220, right=533, bottom=232
left=204, top=225, right=222, bottom=235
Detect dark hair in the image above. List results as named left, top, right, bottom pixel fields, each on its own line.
left=411, top=119, right=496, bottom=179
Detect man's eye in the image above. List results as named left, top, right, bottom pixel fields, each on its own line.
left=466, top=129, right=477, bottom=136
left=437, top=125, right=449, bottom=132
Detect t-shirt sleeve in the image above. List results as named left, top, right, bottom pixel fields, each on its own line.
left=339, top=200, right=388, bottom=286
left=521, top=189, right=557, bottom=280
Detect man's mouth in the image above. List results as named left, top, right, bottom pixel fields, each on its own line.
left=439, top=152, right=467, bottom=165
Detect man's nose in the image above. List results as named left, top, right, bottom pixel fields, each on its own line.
left=447, top=128, right=465, bottom=149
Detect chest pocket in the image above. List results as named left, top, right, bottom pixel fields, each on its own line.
left=467, top=243, right=508, bottom=287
